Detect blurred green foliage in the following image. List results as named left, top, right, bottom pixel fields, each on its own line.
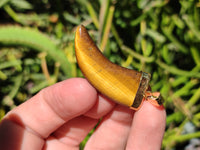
left=0, top=0, right=200, bottom=149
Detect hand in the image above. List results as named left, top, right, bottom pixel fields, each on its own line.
left=0, top=78, right=166, bottom=150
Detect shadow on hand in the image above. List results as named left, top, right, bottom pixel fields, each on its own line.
left=0, top=114, right=24, bottom=150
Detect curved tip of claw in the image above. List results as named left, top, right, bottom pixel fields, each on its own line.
left=76, top=25, right=86, bottom=36
left=75, top=25, right=94, bottom=49
left=77, top=25, right=83, bottom=31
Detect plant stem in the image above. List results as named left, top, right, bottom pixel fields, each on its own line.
left=100, top=5, right=115, bottom=52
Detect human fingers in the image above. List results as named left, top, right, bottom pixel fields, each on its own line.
left=44, top=94, right=116, bottom=149
left=43, top=115, right=98, bottom=150
left=126, top=101, right=166, bottom=150
left=84, top=94, right=116, bottom=119
left=84, top=104, right=134, bottom=150
left=0, top=78, right=98, bottom=150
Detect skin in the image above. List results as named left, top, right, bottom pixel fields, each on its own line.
left=0, top=78, right=166, bottom=150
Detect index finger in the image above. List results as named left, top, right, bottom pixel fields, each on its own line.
left=0, top=78, right=97, bottom=142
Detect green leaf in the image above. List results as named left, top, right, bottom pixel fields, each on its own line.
left=0, top=0, right=10, bottom=8
left=0, top=26, right=72, bottom=77
left=10, top=0, right=33, bottom=10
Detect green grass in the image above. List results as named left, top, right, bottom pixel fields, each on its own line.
left=0, top=0, right=200, bottom=149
